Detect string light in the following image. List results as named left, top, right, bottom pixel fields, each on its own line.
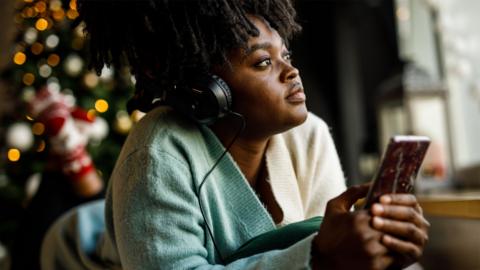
left=66, top=9, right=79, bottom=20
left=47, top=54, right=60, bottom=66
left=25, top=115, right=34, bottom=121
left=22, top=73, right=35, bottom=86
left=36, top=140, right=46, bottom=152
left=95, top=99, right=109, bottom=113
left=34, top=1, right=47, bottom=13
left=46, top=34, right=60, bottom=48
left=22, top=7, right=37, bottom=18
left=114, top=111, right=132, bottom=134
left=31, top=42, right=44, bottom=55
left=50, top=0, right=63, bottom=11
left=24, top=27, right=38, bottom=44
left=32, top=122, right=45, bottom=135
left=35, top=18, right=48, bottom=31
left=84, top=72, right=99, bottom=88
left=39, top=64, right=52, bottom=78
left=7, top=149, right=21, bottom=162
left=87, top=109, right=96, bottom=120
left=70, top=0, right=77, bottom=10
left=52, top=9, right=65, bottom=21
left=13, top=52, right=27, bottom=65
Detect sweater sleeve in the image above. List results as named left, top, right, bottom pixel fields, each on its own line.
left=111, top=147, right=316, bottom=270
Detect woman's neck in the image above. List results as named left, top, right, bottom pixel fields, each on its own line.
left=210, top=121, right=269, bottom=187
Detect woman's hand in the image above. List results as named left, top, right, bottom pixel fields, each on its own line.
left=312, top=185, right=394, bottom=270
left=370, top=194, right=430, bottom=269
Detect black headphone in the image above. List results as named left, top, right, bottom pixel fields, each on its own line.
left=166, top=74, right=233, bottom=125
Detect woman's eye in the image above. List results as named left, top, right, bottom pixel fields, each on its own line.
left=283, top=52, right=292, bottom=62
left=255, top=58, right=271, bottom=68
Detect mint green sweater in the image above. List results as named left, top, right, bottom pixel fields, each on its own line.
left=43, top=107, right=346, bottom=269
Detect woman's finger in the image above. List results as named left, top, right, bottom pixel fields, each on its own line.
left=381, top=234, right=423, bottom=261
left=372, top=217, right=428, bottom=246
left=371, top=204, right=430, bottom=229
left=380, top=194, right=418, bottom=207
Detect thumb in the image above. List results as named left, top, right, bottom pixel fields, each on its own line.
left=329, top=183, right=370, bottom=212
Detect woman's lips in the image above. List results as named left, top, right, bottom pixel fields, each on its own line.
left=286, top=83, right=306, bottom=103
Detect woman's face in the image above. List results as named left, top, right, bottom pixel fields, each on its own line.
left=215, top=15, right=308, bottom=139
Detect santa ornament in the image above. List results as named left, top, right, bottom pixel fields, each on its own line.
left=28, top=87, right=107, bottom=181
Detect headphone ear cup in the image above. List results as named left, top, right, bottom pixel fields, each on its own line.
left=186, top=74, right=232, bottom=125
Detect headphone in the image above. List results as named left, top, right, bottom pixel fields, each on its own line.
left=135, top=73, right=242, bottom=262
left=166, top=74, right=233, bottom=125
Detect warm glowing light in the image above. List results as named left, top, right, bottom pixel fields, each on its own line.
left=37, top=140, right=46, bottom=152
left=34, top=1, right=47, bottom=13
left=23, top=73, right=35, bottom=86
left=13, top=52, right=27, bottom=65
left=35, top=18, right=48, bottom=31
left=24, top=0, right=34, bottom=3
left=7, top=149, right=21, bottom=162
left=87, top=109, right=96, bottom=120
left=95, top=99, right=109, bottom=113
left=25, top=115, right=34, bottom=121
left=47, top=54, right=60, bottom=66
left=131, top=110, right=146, bottom=122
left=69, top=0, right=77, bottom=10
left=31, top=42, right=44, bottom=55
left=32, top=122, right=45, bottom=135
left=52, top=9, right=65, bottom=21
left=50, top=0, right=62, bottom=11
left=84, top=72, right=99, bottom=88
left=66, top=9, right=79, bottom=20
left=22, top=7, right=36, bottom=18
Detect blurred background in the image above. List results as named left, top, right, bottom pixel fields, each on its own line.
left=0, top=0, right=479, bottom=269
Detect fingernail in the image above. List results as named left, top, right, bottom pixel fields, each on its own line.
left=373, top=216, right=384, bottom=228
left=383, top=234, right=392, bottom=244
left=372, top=203, right=384, bottom=214
left=380, top=195, right=392, bottom=204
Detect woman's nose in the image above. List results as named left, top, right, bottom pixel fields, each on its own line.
left=280, top=62, right=299, bottom=83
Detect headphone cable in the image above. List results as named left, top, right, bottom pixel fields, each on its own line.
left=195, top=111, right=246, bottom=264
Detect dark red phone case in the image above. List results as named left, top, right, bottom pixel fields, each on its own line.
left=364, top=136, right=431, bottom=209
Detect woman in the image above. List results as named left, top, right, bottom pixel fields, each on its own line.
left=43, top=1, right=429, bottom=269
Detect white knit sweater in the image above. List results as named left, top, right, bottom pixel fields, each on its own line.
left=265, top=112, right=347, bottom=226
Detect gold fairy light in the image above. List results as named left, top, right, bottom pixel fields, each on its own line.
left=47, top=54, right=60, bottom=66
left=34, top=1, right=47, bottom=13
left=23, top=73, right=35, bottom=86
left=7, top=149, right=21, bottom=162
left=69, top=0, right=77, bottom=10
left=52, top=9, right=65, bottom=21
left=35, top=18, right=48, bottom=31
left=66, top=9, right=79, bottom=20
left=95, top=99, right=109, bottom=113
left=31, top=42, right=44, bottom=55
left=50, top=0, right=62, bottom=11
left=22, top=7, right=37, bottom=18
left=25, top=115, right=34, bottom=121
left=13, top=52, right=27, bottom=65
left=36, top=140, right=46, bottom=152
left=32, top=122, right=45, bottom=135
left=87, top=109, right=96, bottom=120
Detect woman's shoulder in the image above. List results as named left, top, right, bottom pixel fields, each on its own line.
left=116, top=107, right=203, bottom=164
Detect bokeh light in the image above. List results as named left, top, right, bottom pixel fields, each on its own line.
left=7, top=149, right=21, bottom=162
left=95, top=99, right=109, bottom=113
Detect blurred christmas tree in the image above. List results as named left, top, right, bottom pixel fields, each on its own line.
left=0, top=0, right=137, bottom=248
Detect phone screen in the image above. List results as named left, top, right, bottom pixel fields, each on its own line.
left=363, top=136, right=431, bottom=209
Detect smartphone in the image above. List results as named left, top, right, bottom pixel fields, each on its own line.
left=363, top=135, right=431, bottom=209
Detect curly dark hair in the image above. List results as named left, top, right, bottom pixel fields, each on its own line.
left=77, top=0, right=302, bottom=113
